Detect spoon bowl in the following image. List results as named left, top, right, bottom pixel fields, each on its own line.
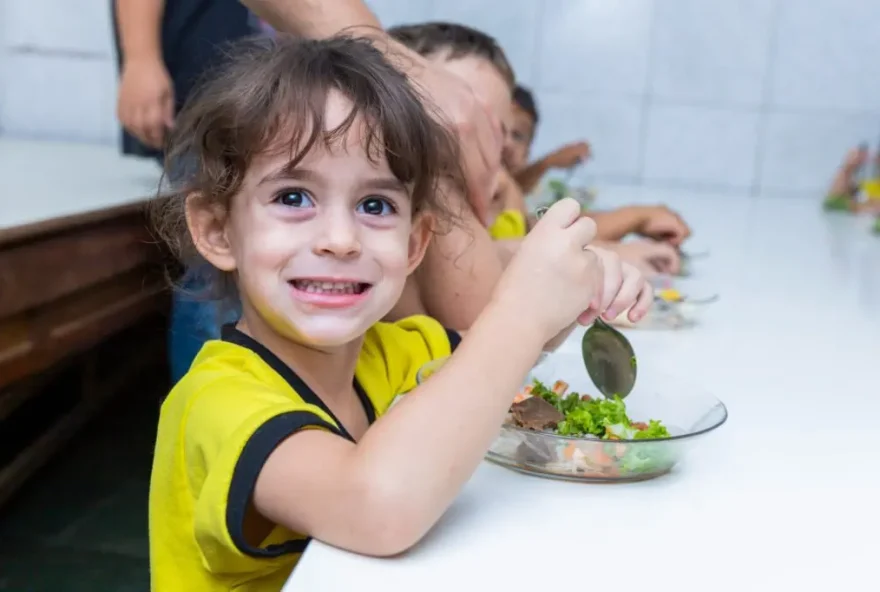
left=582, top=317, right=637, bottom=399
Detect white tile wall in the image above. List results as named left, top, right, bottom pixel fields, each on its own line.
left=771, top=0, right=880, bottom=112
left=366, top=0, right=434, bottom=29
left=1, top=53, right=119, bottom=144
left=531, top=92, right=643, bottom=180
left=4, top=0, right=115, bottom=57
left=2, top=0, right=879, bottom=196
left=538, top=0, right=653, bottom=96
left=649, top=0, right=776, bottom=107
left=759, top=111, right=880, bottom=195
left=643, top=105, right=760, bottom=190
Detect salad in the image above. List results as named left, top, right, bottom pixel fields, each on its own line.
left=492, top=379, right=678, bottom=479
left=509, top=379, right=670, bottom=440
left=823, top=194, right=852, bottom=212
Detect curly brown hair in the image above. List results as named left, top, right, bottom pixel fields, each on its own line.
left=151, top=34, right=463, bottom=306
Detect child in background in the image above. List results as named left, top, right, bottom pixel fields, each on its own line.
left=506, top=83, right=689, bottom=273
left=824, top=144, right=880, bottom=214
left=505, top=85, right=591, bottom=196
left=148, top=35, right=651, bottom=590
left=385, top=22, right=664, bottom=328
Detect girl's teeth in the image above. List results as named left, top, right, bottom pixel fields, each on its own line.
left=295, top=280, right=362, bottom=294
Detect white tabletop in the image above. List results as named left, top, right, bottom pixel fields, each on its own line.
left=0, top=139, right=162, bottom=231
left=285, top=189, right=880, bottom=591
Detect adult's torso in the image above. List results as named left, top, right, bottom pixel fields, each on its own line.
left=112, top=0, right=256, bottom=158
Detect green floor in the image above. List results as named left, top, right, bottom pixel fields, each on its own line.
left=0, top=389, right=159, bottom=591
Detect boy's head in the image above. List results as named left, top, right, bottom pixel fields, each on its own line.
left=506, top=85, right=539, bottom=171
left=389, top=22, right=515, bottom=134
left=154, top=35, right=461, bottom=347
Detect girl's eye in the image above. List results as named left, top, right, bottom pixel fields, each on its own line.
left=275, top=189, right=314, bottom=208
left=357, top=197, right=396, bottom=216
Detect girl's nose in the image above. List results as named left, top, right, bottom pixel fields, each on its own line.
left=313, top=209, right=361, bottom=259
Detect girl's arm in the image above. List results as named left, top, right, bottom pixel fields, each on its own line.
left=252, top=305, right=545, bottom=556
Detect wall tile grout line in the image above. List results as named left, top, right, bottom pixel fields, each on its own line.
left=635, top=0, right=659, bottom=188
left=750, top=0, right=784, bottom=198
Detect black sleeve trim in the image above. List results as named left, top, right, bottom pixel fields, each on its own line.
left=226, top=410, right=340, bottom=558
left=445, top=328, right=462, bottom=352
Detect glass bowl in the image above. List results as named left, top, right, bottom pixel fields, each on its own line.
left=609, top=278, right=718, bottom=330
left=416, top=352, right=727, bottom=483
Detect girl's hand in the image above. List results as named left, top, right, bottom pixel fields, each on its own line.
left=586, top=246, right=654, bottom=324
left=492, top=198, right=602, bottom=342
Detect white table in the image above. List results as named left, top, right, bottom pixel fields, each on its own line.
left=285, top=189, right=880, bottom=591
left=0, top=138, right=162, bottom=231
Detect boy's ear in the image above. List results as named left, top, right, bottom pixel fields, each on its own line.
left=406, top=213, right=434, bottom=274
left=185, top=193, right=237, bottom=272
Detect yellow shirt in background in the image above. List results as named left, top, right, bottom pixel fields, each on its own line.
left=149, top=316, right=458, bottom=591
left=489, top=209, right=528, bottom=240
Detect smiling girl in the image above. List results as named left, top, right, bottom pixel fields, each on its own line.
left=148, top=35, right=652, bottom=591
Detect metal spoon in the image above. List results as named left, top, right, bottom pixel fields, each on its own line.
left=534, top=206, right=638, bottom=399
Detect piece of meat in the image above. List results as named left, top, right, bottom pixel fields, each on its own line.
left=510, top=396, right=564, bottom=431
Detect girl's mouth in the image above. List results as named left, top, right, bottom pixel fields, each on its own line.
left=289, top=279, right=373, bottom=309
left=289, top=279, right=371, bottom=295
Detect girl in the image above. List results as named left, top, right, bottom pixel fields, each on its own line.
left=148, top=35, right=652, bottom=591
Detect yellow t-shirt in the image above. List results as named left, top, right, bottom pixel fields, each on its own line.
left=489, top=209, right=527, bottom=240
left=149, top=315, right=459, bottom=591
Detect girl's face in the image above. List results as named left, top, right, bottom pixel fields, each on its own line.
left=191, top=91, right=432, bottom=348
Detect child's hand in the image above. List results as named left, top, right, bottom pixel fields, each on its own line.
left=492, top=198, right=602, bottom=342
left=584, top=246, right=653, bottom=324
left=842, top=145, right=869, bottom=174
left=635, top=205, right=691, bottom=247
left=612, top=239, right=681, bottom=276
left=545, top=141, right=591, bottom=169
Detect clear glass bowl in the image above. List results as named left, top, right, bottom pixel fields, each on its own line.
left=416, top=352, right=727, bottom=483
left=609, top=277, right=718, bottom=330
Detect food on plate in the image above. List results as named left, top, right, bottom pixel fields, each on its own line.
left=656, top=288, right=683, bottom=303
left=509, top=379, right=670, bottom=440
left=510, top=396, right=564, bottom=431
left=499, top=379, right=676, bottom=478
left=823, top=194, right=852, bottom=212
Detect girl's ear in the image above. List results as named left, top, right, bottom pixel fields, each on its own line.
left=406, top=212, right=434, bottom=274
left=185, top=193, right=237, bottom=272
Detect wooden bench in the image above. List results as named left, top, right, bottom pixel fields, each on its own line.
left=0, top=139, right=169, bottom=507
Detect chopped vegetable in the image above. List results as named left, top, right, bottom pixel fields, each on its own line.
left=823, top=195, right=852, bottom=212
left=524, top=379, right=670, bottom=440
left=548, top=179, right=568, bottom=201
left=657, top=288, right=683, bottom=303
